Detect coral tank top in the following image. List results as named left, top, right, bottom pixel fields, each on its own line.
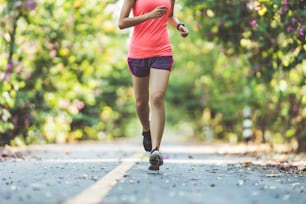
left=128, top=0, right=172, bottom=58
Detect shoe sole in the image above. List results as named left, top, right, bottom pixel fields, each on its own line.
left=148, top=164, right=160, bottom=171
left=149, top=152, right=163, bottom=171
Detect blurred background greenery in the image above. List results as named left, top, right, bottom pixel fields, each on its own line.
left=0, top=0, right=305, bottom=152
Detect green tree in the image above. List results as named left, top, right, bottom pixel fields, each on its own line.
left=0, top=0, right=134, bottom=145
left=181, top=0, right=305, bottom=151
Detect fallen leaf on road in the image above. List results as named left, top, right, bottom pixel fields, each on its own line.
left=141, top=156, right=148, bottom=161
left=297, top=165, right=306, bottom=171
left=266, top=173, right=282, bottom=177
left=0, top=145, right=28, bottom=160
left=241, top=161, right=253, bottom=167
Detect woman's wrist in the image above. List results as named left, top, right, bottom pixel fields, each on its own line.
left=176, top=23, right=185, bottom=30
left=144, top=13, right=151, bottom=21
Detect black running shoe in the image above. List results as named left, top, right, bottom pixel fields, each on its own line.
left=142, top=131, right=152, bottom=152
left=148, top=148, right=163, bottom=171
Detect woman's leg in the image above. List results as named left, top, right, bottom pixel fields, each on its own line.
left=149, top=68, right=170, bottom=150
left=131, top=75, right=150, bottom=132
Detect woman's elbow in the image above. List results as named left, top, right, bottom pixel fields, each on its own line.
left=118, top=23, right=124, bottom=30
left=118, top=21, right=126, bottom=30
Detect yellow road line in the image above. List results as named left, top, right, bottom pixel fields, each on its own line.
left=63, top=152, right=144, bottom=204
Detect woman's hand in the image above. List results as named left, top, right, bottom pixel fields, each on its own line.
left=178, top=24, right=189, bottom=38
left=147, top=6, right=168, bottom=19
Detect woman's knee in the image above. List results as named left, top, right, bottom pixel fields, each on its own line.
left=150, top=92, right=165, bottom=107
left=136, top=97, right=148, bottom=110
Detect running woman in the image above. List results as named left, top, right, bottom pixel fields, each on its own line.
left=118, top=0, right=189, bottom=171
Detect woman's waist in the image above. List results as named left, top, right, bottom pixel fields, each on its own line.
left=128, top=40, right=172, bottom=58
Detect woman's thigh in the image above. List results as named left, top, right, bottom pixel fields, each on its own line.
left=149, top=69, right=170, bottom=95
left=132, top=75, right=149, bottom=102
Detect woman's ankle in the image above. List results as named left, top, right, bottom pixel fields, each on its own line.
left=143, top=128, right=150, bottom=132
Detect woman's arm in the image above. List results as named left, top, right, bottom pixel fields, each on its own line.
left=118, top=0, right=168, bottom=30
left=168, top=0, right=189, bottom=37
left=167, top=0, right=179, bottom=28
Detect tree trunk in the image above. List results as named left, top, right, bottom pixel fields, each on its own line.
left=8, top=13, right=21, bottom=65
left=297, top=137, right=306, bottom=153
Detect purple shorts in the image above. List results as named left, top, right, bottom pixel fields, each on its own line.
left=127, top=56, right=174, bottom=77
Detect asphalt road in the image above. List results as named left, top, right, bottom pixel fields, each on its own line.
left=0, top=138, right=305, bottom=204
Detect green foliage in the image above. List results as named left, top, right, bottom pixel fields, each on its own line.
left=0, top=0, right=134, bottom=144
left=173, top=0, right=305, bottom=149
left=184, top=0, right=305, bottom=81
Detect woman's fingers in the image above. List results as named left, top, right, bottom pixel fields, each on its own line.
left=151, top=6, right=167, bottom=18
left=179, top=26, right=189, bottom=37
